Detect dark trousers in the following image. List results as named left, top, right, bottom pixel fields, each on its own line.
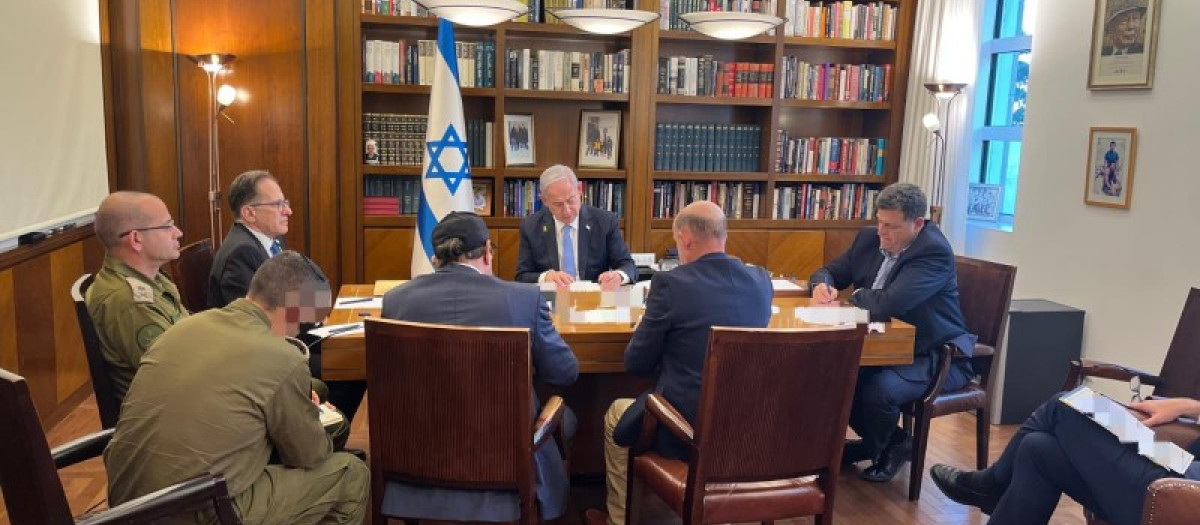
left=849, top=363, right=971, bottom=457
left=986, top=394, right=1173, bottom=525
left=302, top=334, right=368, bottom=424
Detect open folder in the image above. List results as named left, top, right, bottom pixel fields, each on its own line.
left=1060, top=386, right=1195, bottom=474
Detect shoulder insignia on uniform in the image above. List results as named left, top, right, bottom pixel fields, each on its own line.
left=126, top=277, right=154, bottom=303
left=136, top=324, right=165, bottom=351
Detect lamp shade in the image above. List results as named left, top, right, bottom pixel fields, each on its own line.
left=924, top=82, right=967, bottom=101
left=922, top=113, right=941, bottom=132
left=189, top=53, right=236, bottom=74
left=549, top=8, right=659, bottom=34
left=679, top=11, right=784, bottom=40
left=412, top=0, right=528, bottom=27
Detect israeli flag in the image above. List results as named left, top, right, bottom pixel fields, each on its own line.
left=412, top=19, right=474, bottom=276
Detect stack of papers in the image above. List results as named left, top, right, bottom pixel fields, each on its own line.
left=567, top=307, right=632, bottom=324
left=1060, top=386, right=1195, bottom=474
left=794, top=306, right=869, bottom=326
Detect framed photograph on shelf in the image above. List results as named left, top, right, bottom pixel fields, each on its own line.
left=472, top=179, right=493, bottom=216
left=578, top=110, right=621, bottom=169
left=1087, top=0, right=1160, bottom=89
left=966, top=183, right=1002, bottom=221
left=503, top=114, right=535, bottom=166
left=1084, top=127, right=1137, bottom=209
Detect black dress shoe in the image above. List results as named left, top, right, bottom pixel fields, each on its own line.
left=930, top=464, right=1001, bottom=514
left=859, top=434, right=912, bottom=482
left=842, top=440, right=874, bottom=465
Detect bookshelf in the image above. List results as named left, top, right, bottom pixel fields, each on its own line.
left=339, top=0, right=914, bottom=282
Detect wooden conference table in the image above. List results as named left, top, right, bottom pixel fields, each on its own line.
left=322, top=283, right=915, bottom=474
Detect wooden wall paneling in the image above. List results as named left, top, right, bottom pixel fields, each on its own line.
left=645, top=229, right=675, bottom=260
left=724, top=231, right=770, bottom=267
left=12, top=256, right=57, bottom=421
left=305, top=0, right=341, bottom=289
left=495, top=229, right=521, bottom=282
left=765, top=231, right=825, bottom=280
left=173, top=0, right=309, bottom=252
left=364, top=228, right=414, bottom=282
left=824, top=228, right=861, bottom=265
left=105, top=0, right=181, bottom=214
left=0, top=270, right=16, bottom=374
left=49, top=245, right=89, bottom=403
left=336, top=0, right=364, bottom=284
left=627, top=1, right=658, bottom=251
left=82, top=235, right=106, bottom=275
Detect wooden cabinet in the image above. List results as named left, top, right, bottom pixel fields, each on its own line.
left=338, top=1, right=914, bottom=282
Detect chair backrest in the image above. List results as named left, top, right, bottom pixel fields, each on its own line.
left=364, top=319, right=536, bottom=515
left=0, top=368, right=76, bottom=525
left=1156, top=288, right=1200, bottom=399
left=71, top=273, right=121, bottom=429
left=167, top=238, right=214, bottom=313
left=954, top=256, right=1017, bottom=389
left=690, top=326, right=866, bottom=485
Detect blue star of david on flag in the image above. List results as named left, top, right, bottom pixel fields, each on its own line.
left=425, top=125, right=470, bottom=194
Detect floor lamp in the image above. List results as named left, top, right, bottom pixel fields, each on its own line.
left=922, top=82, right=966, bottom=224
left=189, top=53, right=237, bottom=246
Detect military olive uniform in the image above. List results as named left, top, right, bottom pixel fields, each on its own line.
left=85, top=255, right=187, bottom=401
left=104, top=299, right=368, bottom=525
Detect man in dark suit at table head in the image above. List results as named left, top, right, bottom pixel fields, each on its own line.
left=381, top=211, right=579, bottom=522
left=587, top=200, right=774, bottom=525
left=809, top=182, right=976, bottom=483
left=515, top=164, right=637, bottom=289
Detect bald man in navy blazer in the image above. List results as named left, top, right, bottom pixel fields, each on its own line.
left=515, top=165, right=636, bottom=287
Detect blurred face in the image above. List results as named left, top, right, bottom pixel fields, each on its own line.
left=245, top=178, right=292, bottom=238
left=876, top=209, right=924, bottom=255
left=1112, top=10, right=1142, bottom=48
left=541, top=178, right=580, bottom=224
left=129, top=198, right=183, bottom=263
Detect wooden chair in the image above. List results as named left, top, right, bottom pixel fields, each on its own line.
left=70, top=274, right=121, bottom=429
left=363, top=319, right=567, bottom=525
left=0, top=367, right=241, bottom=525
left=902, top=256, right=1017, bottom=500
left=1060, top=288, right=1200, bottom=525
left=167, top=238, right=214, bottom=313
left=625, top=326, right=866, bottom=525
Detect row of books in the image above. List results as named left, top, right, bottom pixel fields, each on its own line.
left=654, top=123, right=763, bottom=172
left=652, top=181, right=763, bottom=219
left=775, top=134, right=887, bottom=176
left=658, top=0, right=779, bottom=32
left=772, top=183, right=880, bottom=220
left=363, top=40, right=496, bottom=88
left=502, top=179, right=625, bottom=216
left=363, top=113, right=493, bottom=168
left=361, top=0, right=429, bottom=16
left=783, top=1, right=898, bottom=40
left=364, top=177, right=423, bottom=215
left=779, top=60, right=891, bottom=102
left=657, top=58, right=775, bottom=98
left=504, top=49, right=631, bottom=93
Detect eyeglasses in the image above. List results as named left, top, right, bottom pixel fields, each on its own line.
left=546, top=195, right=580, bottom=211
left=118, top=220, right=176, bottom=238
left=248, top=199, right=291, bottom=211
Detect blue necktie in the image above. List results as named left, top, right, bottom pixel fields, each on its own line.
left=270, top=239, right=282, bottom=257
left=561, top=225, right=577, bottom=279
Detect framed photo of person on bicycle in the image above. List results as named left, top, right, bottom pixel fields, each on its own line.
left=578, top=110, right=621, bottom=169
left=1084, top=126, right=1137, bottom=209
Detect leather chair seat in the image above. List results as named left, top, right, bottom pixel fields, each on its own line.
left=633, top=453, right=825, bottom=524
left=926, top=382, right=988, bottom=417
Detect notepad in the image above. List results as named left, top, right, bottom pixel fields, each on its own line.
left=568, top=307, right=632, bottom=324
left=1060, top=386, right=1195, bottom=474
left=318, top=404, right=345, bottom=427
left=333, top=297, right=383, bottom=309
left=308, top=322, right=364, bottom=338
left=794, top=306, right=869, bottom=326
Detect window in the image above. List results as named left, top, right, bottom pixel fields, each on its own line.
left=971, top=0, right=1034, bottom=228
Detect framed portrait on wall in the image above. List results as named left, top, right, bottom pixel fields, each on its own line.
left=503, top=114, right=535, bottom=166
left=966, top=183, right=1002, bottom=221
left=578, top=110, right=621, bottom=169
left=1087, top=0, right=1160, bottom=89
left=1084, top=127, right=1137, bottom=209
left=471, top=180, right=493, bottom=216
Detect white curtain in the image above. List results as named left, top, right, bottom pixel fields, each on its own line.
left=898, top=0, right=983, bottom=251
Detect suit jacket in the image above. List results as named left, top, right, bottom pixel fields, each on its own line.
left=617, top=252, right=773, bottom=460
left=810, top=222, right=976, bottom=383
left=515, top=205, right=637, bottom=283
left=207, top=223, right=270, bottom=309
left=380, top=264, right=579, bottom=521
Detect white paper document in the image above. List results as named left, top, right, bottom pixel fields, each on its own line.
left=772, top=279, right=804, bottom=292
left=318, top=404, right=345, bottom=427
left=568, top=307, right=632, bottom=324
left=308, top=322, right=364, bottom=338
left=1060, top=386, right=1195, bottom=474
left=794, top=306, right=869, bottom=326
left=333, top=296, right=383, bottom=309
